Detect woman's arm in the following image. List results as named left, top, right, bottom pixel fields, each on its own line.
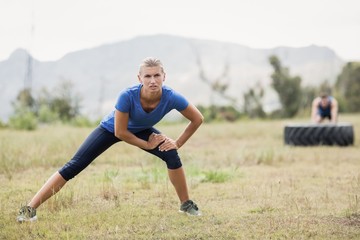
left=114, top=110, right=165, bottom=150
left=159, top=104, right=204, bottom=152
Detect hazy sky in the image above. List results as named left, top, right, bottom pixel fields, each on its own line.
left=1, top=0, right=359, bottom=61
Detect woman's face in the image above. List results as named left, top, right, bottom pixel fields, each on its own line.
left=138, top=66, right=165, bottom=93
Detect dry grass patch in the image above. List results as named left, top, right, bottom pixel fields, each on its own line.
left=1, top=114, right=359, bottom=239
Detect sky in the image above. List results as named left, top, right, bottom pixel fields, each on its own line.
left=1, top=0, right=360, bottom=62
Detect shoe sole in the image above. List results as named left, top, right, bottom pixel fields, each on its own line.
left=178, top=210, right=202, bottom=216
left=17, top=216, right=38, bottom=223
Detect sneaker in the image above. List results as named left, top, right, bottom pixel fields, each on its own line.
left=16, top=206, right=37, bottom=223
left=179, top=200, right=201, bottom=216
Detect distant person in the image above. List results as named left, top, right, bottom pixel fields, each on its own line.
left=17, top=57, right=204, bottom=222
left=311, top=92, right=338, bottom=123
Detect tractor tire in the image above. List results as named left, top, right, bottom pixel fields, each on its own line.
left=284, top=123, right=354, bottom=146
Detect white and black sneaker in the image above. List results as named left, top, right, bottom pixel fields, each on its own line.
left=16, top=206, right=37, bottom=223
left=179, top=200, right=201, bottom=216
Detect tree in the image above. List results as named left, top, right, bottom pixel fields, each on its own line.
left=9, top=80, right=83, bottom=130
left=35, top=87, right=59, bottom=123
left=243, top=82, right=266, bottom=118
left=335, top=62, right=360, bottom=112
left=297, top=85, right=317, bottom=117
left=192, top=46, right=239, bottom=121
left=13, top=88, right=35, bottom=111
left=8, top=88, right=38, bottom=130
left=269, top=55, right=302, bottom=118
left=49, top=81, right=82, bottom=121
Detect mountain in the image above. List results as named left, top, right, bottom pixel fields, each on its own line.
left=0, top=34, right=344, bottom=121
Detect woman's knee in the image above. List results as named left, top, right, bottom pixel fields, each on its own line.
left=162, top=151, right=182, bottom=169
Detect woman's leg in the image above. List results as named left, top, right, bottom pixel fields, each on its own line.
left=135, top=128, right=189, bottom=203
left=168, top=167, right=189, bottom=203
left=27, top=126, right=120, bottom=209
left=28, top=172, right=67, bottom=208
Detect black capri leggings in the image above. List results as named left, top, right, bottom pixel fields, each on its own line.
left=59, top=126, right=182, bottom=181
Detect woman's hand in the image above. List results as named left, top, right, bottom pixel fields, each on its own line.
left=158, top=137, right=179, bottom=151
left=147, top=133, right=166, bottom=150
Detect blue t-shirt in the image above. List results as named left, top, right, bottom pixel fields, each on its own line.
left=100, top=84, right=189, bottom=133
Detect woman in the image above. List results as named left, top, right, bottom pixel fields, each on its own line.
left=17, top=57, right=204, bottom=222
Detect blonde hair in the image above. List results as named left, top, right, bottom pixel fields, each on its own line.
left=139, top=57, right=164, bottom=73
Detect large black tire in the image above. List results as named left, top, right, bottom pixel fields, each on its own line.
left=284, top=123, right=354, bottom=146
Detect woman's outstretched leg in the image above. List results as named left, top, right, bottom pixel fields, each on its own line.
left=16, top=171, right=67, bottom=222
left=28, top=171, right=67, bottom=208
left=17, top=126, right=120, bottom=222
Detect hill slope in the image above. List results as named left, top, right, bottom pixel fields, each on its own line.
left=0, top=34, right=344, bottom=120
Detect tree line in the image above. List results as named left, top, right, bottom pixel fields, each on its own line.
left=5, top=81, right=93, bottom=130
left=2, top=56, right=360, bottom=130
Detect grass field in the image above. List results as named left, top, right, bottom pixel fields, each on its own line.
left=1, top=115, right=359, bottom=239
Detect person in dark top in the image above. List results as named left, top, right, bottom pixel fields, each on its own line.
left=311, top=92, right=338, bottom=123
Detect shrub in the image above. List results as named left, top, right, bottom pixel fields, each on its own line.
left=9, top=111, right=38, bottom=130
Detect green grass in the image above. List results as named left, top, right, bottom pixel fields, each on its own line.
left=1, top=114, right=360, bottom=239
